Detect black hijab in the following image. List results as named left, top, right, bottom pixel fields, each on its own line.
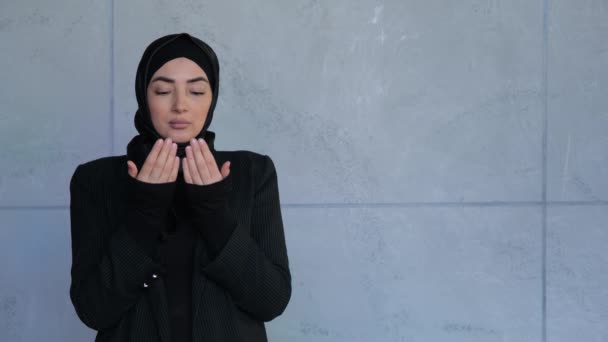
left=126, top=32, right=221, bottom=173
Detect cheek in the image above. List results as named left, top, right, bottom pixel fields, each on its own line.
left=147, top=96, right=170, bottom=127
left=193, top=97, right=212, bottom=126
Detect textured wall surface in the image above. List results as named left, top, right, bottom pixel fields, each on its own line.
left=0, top=0, right=606, bottom=341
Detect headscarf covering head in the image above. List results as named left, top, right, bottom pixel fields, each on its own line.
left=128, top=32, right=220, bottom=170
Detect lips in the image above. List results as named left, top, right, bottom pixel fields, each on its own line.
left=169, top=120, right=190, bottom=129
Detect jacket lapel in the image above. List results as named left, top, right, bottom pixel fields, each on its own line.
left=191, top=239, right=208, bottom=329
left=147, top=278, right=172, bottom=342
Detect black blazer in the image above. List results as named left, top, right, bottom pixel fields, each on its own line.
left=69, top=150, right=291, bottom=342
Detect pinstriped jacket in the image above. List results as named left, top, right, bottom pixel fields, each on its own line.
left=69, top=150, right=291, bottom=342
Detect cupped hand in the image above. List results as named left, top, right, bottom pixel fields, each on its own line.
left=183, top=138, right=230, bottom=185
left=127, top=138, right=179, bottom=183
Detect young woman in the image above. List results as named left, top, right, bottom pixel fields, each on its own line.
left=69, top=32, right=291, bottom=342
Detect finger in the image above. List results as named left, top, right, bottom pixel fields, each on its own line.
left=150, top=138, right=172, bottom=181
left=127, top=160, right=138, bottom=178
left=169, top=156, right=179, bottom=182
left=199, top=138, right=222, bottom=181
left=160, top=143, right=177, bottom=182
left=186, top=146, right=204, bottom=185
left=183, top=157, right=193, bottom=184
left=150, top=138, right=173, bottom=181
left=220, top=161, right=230, bottom=178
left=190, top=138, right=212, bottom=183
left=139, top=139, right=163, bottom=179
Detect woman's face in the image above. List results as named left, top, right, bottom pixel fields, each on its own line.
left=147, top=57, right=212, bottom=143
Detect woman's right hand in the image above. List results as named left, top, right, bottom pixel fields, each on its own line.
left=127, top=138, right=179, bottom=183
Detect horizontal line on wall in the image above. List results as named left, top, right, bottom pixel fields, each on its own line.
left=283, top=200, right=608, bottom=208
left=283, top=201, right=543, bottom=208
left=545, top=200, right=608, bottom=206
left=1, top=200, right=607, bottom=211
left=0, top=205, right=70, bottom=210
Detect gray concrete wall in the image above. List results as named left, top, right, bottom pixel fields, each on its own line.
left=0, top=0, right=606, bottom=341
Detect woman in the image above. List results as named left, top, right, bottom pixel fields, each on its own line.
left=69, top=32, right=291, bottom=342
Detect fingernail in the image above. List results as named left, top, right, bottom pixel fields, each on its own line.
left=198, top=138, right=205, bottom=144
left=172, top=143, right=177, bottom=149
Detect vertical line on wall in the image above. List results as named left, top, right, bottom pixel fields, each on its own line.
left=541, top=0, right=549, bottom=341
left=109, top=0, right=115, bottom=155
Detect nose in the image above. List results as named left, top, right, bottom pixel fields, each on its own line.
left=172, top=90, right=187, bottom=113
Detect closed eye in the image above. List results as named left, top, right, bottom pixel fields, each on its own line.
left=153, top=91, right=206, bottom=95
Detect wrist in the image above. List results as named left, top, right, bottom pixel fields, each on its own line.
left=183, top=173, right=232, bottom=212
left=127, top=176, right=176, bottom=214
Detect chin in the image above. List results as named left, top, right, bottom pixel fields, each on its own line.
left=167, top=131, right=195, bottom=144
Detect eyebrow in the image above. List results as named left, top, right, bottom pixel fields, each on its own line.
left=150, top=76, right=209, bottom=84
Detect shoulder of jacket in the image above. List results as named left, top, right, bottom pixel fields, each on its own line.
left=71, top=155, right=127, bottom=183
left=215, top=149, right=266, bottom=161
left=214, top=149, right=277, bottom=181
left=215, top=149, right=274, bottom=168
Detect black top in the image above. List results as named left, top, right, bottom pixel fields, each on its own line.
left=69, top=151, right=291, bottom=342
left=125, top=164, right=237, bottom=342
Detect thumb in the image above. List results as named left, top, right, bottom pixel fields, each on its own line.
left=220, top=161, right=231, bottom=178
left=127, top=160, right=138, bottom=178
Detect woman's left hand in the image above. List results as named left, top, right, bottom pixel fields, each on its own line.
left=183, top=138, right=231, bottom=185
